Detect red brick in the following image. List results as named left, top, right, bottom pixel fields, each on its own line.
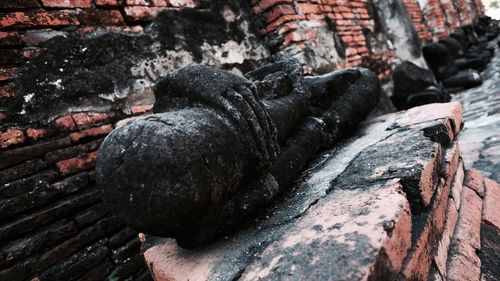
left=41, top=0, right=92, bottom=8
left=78, top=9, right=125, bottom=25
left=123, top=6, right=166, bottom=21
left=447, top=185, right=483, bottom=281
left=56, top=151, right=98, bottom=175
left=464, top=169, right=484, bottom=197
left=126, top=0, right=149, bottom=5
left=0, top=11, right=80, bottom=29
left=54, top=115, right=77, bottom=131
left=131, top=104, right=153, bottom=115
left=0, top=68, right=17, bottom=82
left=482, top=178, right=500, bottom=230
left=0, top=129, right=26, bottom=149
left=252, top=0, right=293, bottom=14
left=0, top=0, right=41, bottom=9
left=95, top=0, right=121, bottom=6
left=265, top=5, right=295, bottom=23
left=0, top=32, right=23, bottom=46
left=26, top=128, right=48, bottom=141
left=297, top=3, right=321, bottom=14
left=0, top=85, right=17, bottom=97
left=70, top=124, right=113, bottom=143
left=72, top=112, right=109, bottom=129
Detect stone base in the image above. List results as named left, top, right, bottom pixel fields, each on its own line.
left=142, top=101, right=500, bottom=281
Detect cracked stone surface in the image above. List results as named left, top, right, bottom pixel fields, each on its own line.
left=142, top=101, right=464, bottom=281
left=453, top=41, right=500, bottom=182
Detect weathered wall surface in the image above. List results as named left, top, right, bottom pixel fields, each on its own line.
left=251, top=0, right=396, bottom=80
left=0, top=0, right=488, bottom=280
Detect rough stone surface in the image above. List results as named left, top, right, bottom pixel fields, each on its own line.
left=454, top=41, right=500, bottom=182
left=143, top=101, right=464, bottom=281
left=446, top=185, right=483, bottom=281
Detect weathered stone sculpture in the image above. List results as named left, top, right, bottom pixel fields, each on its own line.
left=422, top=42, right=483, bottom=89
left=96, top=60, right=380, bottom=248
left=391, top=61, right=450, bottom=110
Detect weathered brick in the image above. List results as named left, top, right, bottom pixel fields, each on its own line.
left=51, top=172, right=90, bottom=193
left=53, top=115, right=77, bottom=131
left=0, top=159, right=47, bottom=184
left=78, top=9, right=125, bottom=25
left=446, top=185, right=483, bottom=281
left=38, top=242, right=109, bottom=280
left=0, top=32, right=23, bottom=46
left=0, top=0, right=41, bottom=9
left=26, top=128, right=48, bottom=140
left=131, top=104, right=153, bottom=115
left=45, top=138, right=103, bottom=164
left=123, top=6, right=166, bottom=21
left=482, top=178, right=500, bottom=229
left=0, top=219, right=78, bottom=268
left=41, top=0, right=92, bottom=8
left=464, top=169, right=485, bottom=197
left=56, top=151, right=98, bottom=175
left=0, top=190, right=100, bottom=242
left=0, top=169, right=58, bottom=199
left=0, top=11, right=80, bottom=29
left=108, top=227, right=137, bottom=248
left=95, top=0, right=121, bottom=6
left=72, top=112, right=109, bottom=129
left=69, top=124, right=112, bottom=142
left=0, top=129, right=26, bottom=148
left=0, top=136, right=71, bottom=169
left=145, top=181, right=412, bottom=281
left=34, top=216, right=121, bottom=271
left=434, top=161, right=464, bottom=277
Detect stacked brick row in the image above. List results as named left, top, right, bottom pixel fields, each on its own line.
left=0, top=106, right=154, bottom=280
left=423, top=0, right=450, bottom=39
left=0, top=0, right=198, bottom=100
left=454, top=0, right=473, bottom=25
left=251, top=0, right=395, bottom=80
left=403, top=0, right=433, bottom=42
left=441, top=0, right=461, bottom=31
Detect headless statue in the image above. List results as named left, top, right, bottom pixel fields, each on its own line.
left=96, top=60, right=380, bottom=248
left=422, top=42, right=483, bottom=89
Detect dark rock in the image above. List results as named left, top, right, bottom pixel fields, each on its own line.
left=393, top=61, right=435, bottom=94
left=422, top=43, right=484, bottom=89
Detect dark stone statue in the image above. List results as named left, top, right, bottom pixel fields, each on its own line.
left=422, top=42, right=483, bottom=89
left=96, top=60, right=381, bottom=248
left=391, top=61, right=450, bottom=110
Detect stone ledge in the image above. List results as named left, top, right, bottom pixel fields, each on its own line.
left=142, top=102, right=469, bottom=281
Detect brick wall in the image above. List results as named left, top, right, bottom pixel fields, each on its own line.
left=403, top=0, right=433, bottom=42
left=403, top=0, right=485, bottom=41
left=251, top=0, right=396, bottom=81
left=441, top=0, right=461, bottom=31
left=0, top=106, right=156, bottom=280
left=0, top=0, right=199, bottom=88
